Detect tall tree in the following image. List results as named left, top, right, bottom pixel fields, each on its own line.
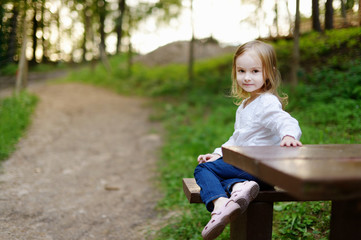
left=325, top=0, right=334, bottom=29
left=40, top=0, right=48, bottom=62
left=0, top=4, right=6, bottom=65
left=340, top=0, right=347, bottom=26
left=98, top=0, right=107, bottom=53
left=284, top=0, right=292, bottom=36
left=97, top=0, right=111, bottom=70
left=290, top=0, right=300, bottom=87
left=6, top=2, right=19, bottom=64
left=31, top=0, right=39, bottom=64
left=188, top=0, right=195, bottom=82
left=80, top=0, right=93, bottom=62
left=273, top=0, right=279, bottom=36
left=312, top=0, right=322, bottom=31
left=359, top=0, right=361, bottom=26
left=121, top=0, right=182, bottom=74
left=115, top=0, right=126, bottom=54
left=16, top=0, right=29, bottom=94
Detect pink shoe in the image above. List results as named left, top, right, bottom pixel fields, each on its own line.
left=230, top=181, right=260, bottom=213
left=202, top=199, right=241, bottom=240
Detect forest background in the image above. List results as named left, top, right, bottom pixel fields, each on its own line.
left=1, top=0, right=361, bottom=239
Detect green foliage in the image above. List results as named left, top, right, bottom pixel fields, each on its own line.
left=30, top=62, right=68, bottom=72
left=288, top=59, right=361, bottom=144
left=152, top=31, right=360, bottom=239
left=129, top=63, right=188, bottom=96
left=273, top=201, right=331, bottom=239
left=0, top=63, right=18, bottom=76
left=0, top=62, right=70, bottom=76
left=273, top=27, right=361, bottom=79
left=60, top=55, right=130, bottom=94
left=63, top=53, right=233, bottom=97
left=0, top=92, right=38, bottom=161
left=63, top=27, right=361, bottom=239
left=152, top=92, right=237, bottom=240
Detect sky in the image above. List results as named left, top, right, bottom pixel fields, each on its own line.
left=131, top=0, right=313, bottom=54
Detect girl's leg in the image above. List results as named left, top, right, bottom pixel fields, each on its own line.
left=194, top=157, right=263, bottom=211
left=195, top=158, right=262, bottom=240
left=215, top=158, right=273, bottom=194
left=194, top=160, right=229, bottom=212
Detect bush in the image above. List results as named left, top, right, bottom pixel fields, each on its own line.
left=272, top=27, right=361, bottom=81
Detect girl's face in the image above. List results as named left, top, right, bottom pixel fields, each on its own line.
left=235, top=50, right=265, bottom=97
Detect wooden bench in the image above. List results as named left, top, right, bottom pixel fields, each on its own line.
left=183, top=178, right=307, bottom=240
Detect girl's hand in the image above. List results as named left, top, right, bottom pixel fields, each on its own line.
left=281, top=135, right=302, bottom=147
left=197, top=153, right=221, bottom=164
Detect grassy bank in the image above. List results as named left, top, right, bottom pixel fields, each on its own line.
left=0, top=92, right=38, bottom=162
left=61, top=27, right=361, bottom=239
left=152, top=61, right=360, bottom=240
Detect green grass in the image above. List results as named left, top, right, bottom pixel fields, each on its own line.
left=0, top=26, right=359, bottom=239
left=60, top=27, right=361, bottom=239
left=151, top=58, right=360, bottom=239
left=0, top=92, right=38, bottom=161
left=0, top=63, right=18, bottom=76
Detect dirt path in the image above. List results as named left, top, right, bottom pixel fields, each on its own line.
left=0, top=83, right=164, bottom=240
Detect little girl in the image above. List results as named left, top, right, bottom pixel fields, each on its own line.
left=194, top=40, right=302, bottom=240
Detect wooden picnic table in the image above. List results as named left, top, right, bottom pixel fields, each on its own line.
left=222, top=144, right=361, bottom=240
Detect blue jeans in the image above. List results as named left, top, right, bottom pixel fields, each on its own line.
left=194, top=158, right=272, bottom=212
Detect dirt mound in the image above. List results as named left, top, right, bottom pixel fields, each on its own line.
left=135, top=39, right=236, bottom=66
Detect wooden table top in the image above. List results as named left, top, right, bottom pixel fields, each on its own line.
left=222, top=144, right=361, bottom=201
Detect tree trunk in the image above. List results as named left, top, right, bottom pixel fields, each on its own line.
left=31, top=0, right=39, bottom=64
left=312, top=0, right=321, bottom=32
left=98, top=0, right=106, bottom=55
left=99, top=43, right=111, bottom=72
left=274, top=1, right=279, bottom=37
left=188, top=0, right=195, bottom=83
left=284, top=1, right=292, bottom=36
left=126, top=8, right=132, bottom=76
left=98, top=0, right=110, bottom=70
left=325, top=0, right=334, bottom=30
left=16, top=3, right=28, bottom=94
left=290, top=0, right=300, bottom=88
left=41, top=0, right=47, bottom=62
left=82, top=2, right=91, bottom=62
left=0, top=6, right=4, bottom=62
left=6, top=3, right=19, bottom=64
left=56, top=3, right=61, bottom=60
left=359, top=0, right=361, bottom=26
left=116, top=0, right=126, bottom=54
left=340, top=0, right=348, bottom=26
left=127, top=41, right=132, bottom=76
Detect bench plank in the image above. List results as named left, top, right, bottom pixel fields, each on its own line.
left=182, top=178, right=299, bottom=204
left=183, top=178, right=314, bottom=240
left=183, top=178, right=202, bottom=203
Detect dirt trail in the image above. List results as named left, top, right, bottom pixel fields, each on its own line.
left=0, top=83, right=163, bottom=240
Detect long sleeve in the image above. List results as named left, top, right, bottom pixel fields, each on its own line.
left=255, top=94, right=302, bottom=141
left=212, top=93, right=302, bottom=156
left=213, top=104, right=244, bottom=156
left=213, top=135, right=237, bottom=156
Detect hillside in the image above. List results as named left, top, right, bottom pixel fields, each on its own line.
left=134, top=39, right=235, bottom=66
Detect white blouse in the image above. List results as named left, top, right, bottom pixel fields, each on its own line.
left=213, top=93, right=302, bottom=156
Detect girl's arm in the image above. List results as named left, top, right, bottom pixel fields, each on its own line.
left=212, top=105, right=241, bottom=157
left=258, top=94, right=302, bottom=145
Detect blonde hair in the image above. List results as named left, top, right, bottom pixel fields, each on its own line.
left=231, top=40, right=288, bottom=108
